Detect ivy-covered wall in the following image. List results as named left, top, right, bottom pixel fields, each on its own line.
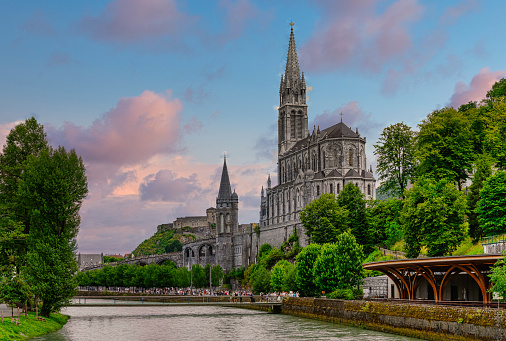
left=282, top=297, right=506, bottom=341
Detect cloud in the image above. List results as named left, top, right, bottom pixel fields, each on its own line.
left=449, top=67, right=506, bottom=108
left=79, top=0, right=196, bottom=47
left=183, top=117, right=203, bottom=134
left=204, top=65, right=227, bottom=81
left=48, top=90, right=183, bottom=169
left=139, top=170, right=201, bottom=202
left=300, top=0, right=423, bottom=73
left=184, top=85, right=210, bottom=104
left=0, top=121, right=24, bottom=148
left=254, top=123, right=277, bottom=161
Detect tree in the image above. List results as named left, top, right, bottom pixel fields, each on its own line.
left=401, top=177, right=468, bottom=258
left=374, top=122, right=416, bottom=199
left=299, top=193, right=349, bottom=244
left=482, top=100, right=506, bottom=169
left=18, top=146, right=88, bottom=316
left=468, top=154, right=494, bottom=241
left=489, top=252, right=506, bottom=302
left=211, top=265, right=224, bottom=287
left=476, top=171, right=506, bottom=236
left=296, top=243, right=321, bottom=297
left=270, top=260, right=295, bottom=292
left=486, top=78, right=506, bottom=102
left=416, top=107, right=474, bottom=190
left=313, top=232, right=364, bottom=294
left=0, top=118, right=48, bottom=272
left=367, top=198, right=403, bottom=248
left=249, top=266, right=271, bottom=293
left=336, top=183, right=373, bottom=253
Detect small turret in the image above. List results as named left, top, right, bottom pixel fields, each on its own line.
left=267, top=174, right=271, bottom=189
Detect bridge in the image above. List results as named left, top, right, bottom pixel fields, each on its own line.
left=71, top=296, right=282, bottom=312
left=82, top=252, right=183, bottom=271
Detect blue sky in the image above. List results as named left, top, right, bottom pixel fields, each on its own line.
left=1, top=0, right=505, bottom=254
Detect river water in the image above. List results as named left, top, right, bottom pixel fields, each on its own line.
left=36, top=301, right=417, bottom=341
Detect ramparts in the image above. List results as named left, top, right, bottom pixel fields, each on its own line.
left=281, top=297, right=506, bottom=341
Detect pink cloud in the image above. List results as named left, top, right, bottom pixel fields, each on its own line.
left=48, top=90, right=183, bottom=168
left=140, top=170, right=201, bottom=202
left=79, top=0, right=195, bottom=44
left=449, top=67, right=506, bottom=108
left=300, top=0, right=423, bottom=73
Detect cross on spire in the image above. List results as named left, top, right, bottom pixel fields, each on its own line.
left=340, top=112, right=343, bottom=122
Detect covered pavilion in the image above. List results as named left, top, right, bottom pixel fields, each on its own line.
left=363, top=254, right=503, bottom=303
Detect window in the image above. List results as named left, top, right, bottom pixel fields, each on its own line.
left=349, top=148, right=353, bottom=166
left=337, top=183, right=340, bottom=194
left=330, top=184, right=333, bottom=194
left=322, top=151, right=326, bottom=169
left=368, top=184, right=371, bottom=195
left=316, top=185, right=320, bottom=196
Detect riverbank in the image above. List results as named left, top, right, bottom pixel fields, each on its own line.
left=0, top=311, right=68, bottom=340
left=281, top=297, right=505, bottom=341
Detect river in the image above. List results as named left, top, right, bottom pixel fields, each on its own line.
left=37, top=300, right=418, bottom=341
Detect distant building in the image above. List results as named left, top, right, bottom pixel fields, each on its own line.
left=77, top=253, right=103, bottom=271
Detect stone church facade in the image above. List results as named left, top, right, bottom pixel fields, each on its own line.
left=182, top=24, right=376, bottom=270
left=259, top=24, right=376, bottom=248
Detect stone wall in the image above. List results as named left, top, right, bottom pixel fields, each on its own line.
left=282, top=297, right=506, bottom=341
left=363, top=275, right=388, bottom=298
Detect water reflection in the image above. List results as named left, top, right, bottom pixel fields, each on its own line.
left=37, top=304, right=418, bottom=341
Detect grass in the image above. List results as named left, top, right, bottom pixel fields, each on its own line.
left=0, top=311, right=68, bottom=340
left=452, top=236, right=483, bottom=256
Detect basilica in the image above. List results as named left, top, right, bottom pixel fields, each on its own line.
left=259, top=24, right=376, bottom=248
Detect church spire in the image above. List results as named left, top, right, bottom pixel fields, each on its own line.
left=285, top=20, right=301, bottom=87
left=217, top=154, right=232, bottom=204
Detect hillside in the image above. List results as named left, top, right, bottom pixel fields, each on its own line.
left=131, top=229, right=195, bottom=256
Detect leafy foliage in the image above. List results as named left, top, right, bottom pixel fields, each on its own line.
left=295, top=243, right=321, bottom=297
left=401, top=177, right=468, bottom=258
left=313, top=232, right=364, bottom=294
left=299, top=193, right=349, bottom=244
left=132, top=229, right=183, bottom=256
left=468, top=154, right=494, bottom=241
left=327, top=287, right=363, bottom=300
left=374, top=122, right=416, bottom=199
left=367, top=198, right=403, bottom=248
left=336, top=183, right=373, bottom=254
left=489, top=251, right=506, bottom=302
left=270, top=260, right=295, bottom=292
left=476, top=171, right=506, bottom=236
left=416, top=107, right=474, bottom=190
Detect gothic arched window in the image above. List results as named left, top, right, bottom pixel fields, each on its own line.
left=368, top=184, right=371, bottom=195
left=349, top=148, right=353, bottom=166
left=330, top=184, right=333, bottom=194
left=322, top=151, right=326, bottom=169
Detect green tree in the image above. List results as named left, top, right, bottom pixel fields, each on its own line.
left=19, top=146, right=88, bottom=316
left=486, top=78, right=506, bottom=102
left=374, top=122, right=416, bottom=199
left=299, top=193, right=349, bottom=244
left=482, top=100, right=506, bottom=169
left=211, top=265, right=224, bottom=287
left=401, top=178, right=468, bottom=258
left=295, top=243, right=321, bottom=297
left=336, top=183, right=373, bottom=253
left=468, top=154, right=494, bottom=241
left=313, top=232, right=364, bottom=294
left=367, top=198, right=403, bottom=248
left=476, top=171, right=506, bottom=236
left=489, top=252, right=506, bottom=302
left=416, top=107, right=474, bottom=190
left=270, top=260, right=294, bottom=292
left=0, top=118, right=48, bottom=272
left=249, top=265, right=271, bottom=293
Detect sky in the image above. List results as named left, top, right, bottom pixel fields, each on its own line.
left=1, top=0, right=506, bottom=255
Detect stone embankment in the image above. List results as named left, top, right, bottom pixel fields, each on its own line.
left=281, top=298, right=505, bottom=341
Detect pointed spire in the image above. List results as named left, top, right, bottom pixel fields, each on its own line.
left=284, top=21, right=301, bottom=90
left=279, top=74, right=284, bottom=94
left=301, top=72, right=306, bottom=89
left=217, top=154, right=232, bottom=204
left=261, top=186, right=264, bottom=197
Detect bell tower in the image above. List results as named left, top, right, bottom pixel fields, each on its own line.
left=278, top=21, right=308, bottom=156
